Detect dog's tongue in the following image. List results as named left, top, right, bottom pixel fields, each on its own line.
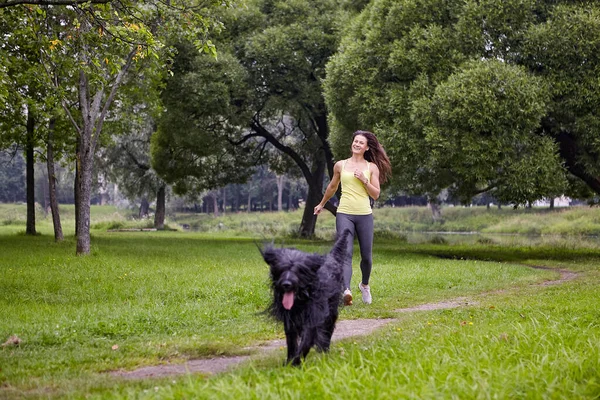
left=282, top=291, right=295, bottom=310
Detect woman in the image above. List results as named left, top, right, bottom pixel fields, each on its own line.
left=314, top=130, right=391, bottom=305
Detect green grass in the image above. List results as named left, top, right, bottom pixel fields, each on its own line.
left=1, top=204, right=600, bottom=398
left=4, top=203, right=600, bottom=239
left=170, top=204, right=600, bottom=238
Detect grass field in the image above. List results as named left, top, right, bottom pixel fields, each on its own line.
left=4, top=202, right=600, bottom=239
left=1, top=204, right=599, bottom=398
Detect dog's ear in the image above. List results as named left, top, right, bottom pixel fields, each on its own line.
left=261, top=246, right=280, bottom=267
left=307, top=253, right=324, bottom=271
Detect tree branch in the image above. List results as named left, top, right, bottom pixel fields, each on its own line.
left=123, top=144, right=150, bottom=171
left=91, top=45, right=137, bottom=153
left=249, top=117, right=315, bottom=188
left=472, top=184, right=496, bottom=196
left=0, top=0, right=111, bottom=7
left=228, top=132, right=263, bottom=146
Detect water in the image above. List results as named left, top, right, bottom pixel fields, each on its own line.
left=402, top=231, right=600, bottom=248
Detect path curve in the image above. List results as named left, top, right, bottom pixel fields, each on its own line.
left=111, top=266, right=579, bottom=379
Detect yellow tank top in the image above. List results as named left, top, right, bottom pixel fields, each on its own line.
left=337, top=160, right=372, bottom=215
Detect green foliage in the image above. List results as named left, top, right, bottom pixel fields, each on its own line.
left=151, top=0, right=345, bottom=237
left=522, top=4, right=600, bottom=176
left=151, top=42, right=253, bottom=194
left=325, top=0, right=600, bottom=204
left=417, top=59, right=566, bottom=204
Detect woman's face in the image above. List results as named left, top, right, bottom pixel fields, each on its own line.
left=351, top=135, right=369, bottom=155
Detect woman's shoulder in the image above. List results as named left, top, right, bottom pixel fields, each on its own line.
left=334, top=159, right=347, bottom=170
left=368, top=161, right=380, bottom=171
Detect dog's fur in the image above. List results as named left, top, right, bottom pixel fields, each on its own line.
left=261, top=230, right=351, bottom=366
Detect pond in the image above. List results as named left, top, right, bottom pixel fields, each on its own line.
left=401, top=231, right=600, bottom=248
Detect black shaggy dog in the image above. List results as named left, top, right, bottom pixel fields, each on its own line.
left=261, top=230, right=351, bottom=366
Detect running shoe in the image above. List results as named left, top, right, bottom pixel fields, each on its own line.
left=358, top=283, right=372, bottom=304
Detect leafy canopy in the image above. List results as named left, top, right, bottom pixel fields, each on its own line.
left=325, top=0, right=600, bottom=205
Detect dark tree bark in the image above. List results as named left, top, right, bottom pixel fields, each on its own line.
left=75, top=139, right=93, bottom=254
left=74, top=137, right=80, bottom=238
left=276, top=175, right=284, bottom=212
left=139, top=197, right=149, bottom=218
left=428, top=196, right=443, bottom=223
left=212, top=191, right=219, bottom=217
left=154, top=185, right=166, bottom=230
left=47, top=118, right=63, bottom=241
left=298, top=157, right=326, bottom=238
left=555, top=130, right=600, bottom=195
left=25, top=110, right=36, bottom=236
left=232, top=185, right=239, bottom=212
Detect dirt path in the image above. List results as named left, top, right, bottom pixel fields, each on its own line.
left=111, top=267, right=578, bottom=379
left=111, top=318, right=395, bottom=379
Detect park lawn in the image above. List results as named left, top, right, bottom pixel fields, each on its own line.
left=5, top=203, right=600, bottom=240
left=1, top=229, right=599, bottom=398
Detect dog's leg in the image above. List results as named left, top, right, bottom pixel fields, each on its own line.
left=285, top=326, right=299, bottom=365
left=319, top=310, right=339, bottom=352
left=295, top=328, right=316, bottom=365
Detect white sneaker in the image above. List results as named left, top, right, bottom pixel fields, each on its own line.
left=358, top=283, right=372, bottom=304
left=343, top=289, right=353, bottom=306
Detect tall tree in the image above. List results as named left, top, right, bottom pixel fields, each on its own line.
left=16, top=0, right=233, bottom=254
left=151, top=42, right=253, bottom=199
left=324, top=0, right=597, bottom=207
left=230, top=0, right=342, bottom=236
left=0, top=7, right=51, bottom=235
left=152, top=0, right=343, bottom=237
left=46, top=116, right=63, bottom=240
left=102, top=112, right=169, bottom=229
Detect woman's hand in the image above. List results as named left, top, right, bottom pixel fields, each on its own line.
left=314, top=204, right=324, bottom=215
left=354, top=169, right=368, bottom=184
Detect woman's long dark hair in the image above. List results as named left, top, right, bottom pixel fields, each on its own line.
left=353, top=130, right=392, bottom=184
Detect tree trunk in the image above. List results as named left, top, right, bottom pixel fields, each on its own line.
left=276, top=175, right=284, bottom=212
left=549, top=198, right=555, bottom=209
left=154, top=185, right=166, bottom=230
left=47, top=118, right=63, bottom=241
left=71, top=41, right=136, bottom=255
left=247, top=189, right=251, bottom=213
left=75, top=147, right=93, bottom=255
left=41, top=168, right=49, bottom=215
left=554, top=130, right=600, bottom=195
left=232, top=185, right=239, bottom=212
left=212, top=191, right=219, bottom=217
left=98, top=173, right=109, bottom=205
left=298, top=158, right=326, bottom=238
left=222, top=187, right=226, bottom=214
left=139, top=197, right=150, bottom=218
left=26, top=110, right=36, bottom=236
left=428, top=196, right=443, bottom=223
left=74, top=137, right=80, bottom=237
left=288, top=181, right=293, bottom=211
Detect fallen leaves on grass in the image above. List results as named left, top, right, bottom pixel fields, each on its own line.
left=1, top=335, right=22, bottom=347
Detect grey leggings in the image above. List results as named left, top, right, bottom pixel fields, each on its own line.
left=336, top=212, right=373, bottom=289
